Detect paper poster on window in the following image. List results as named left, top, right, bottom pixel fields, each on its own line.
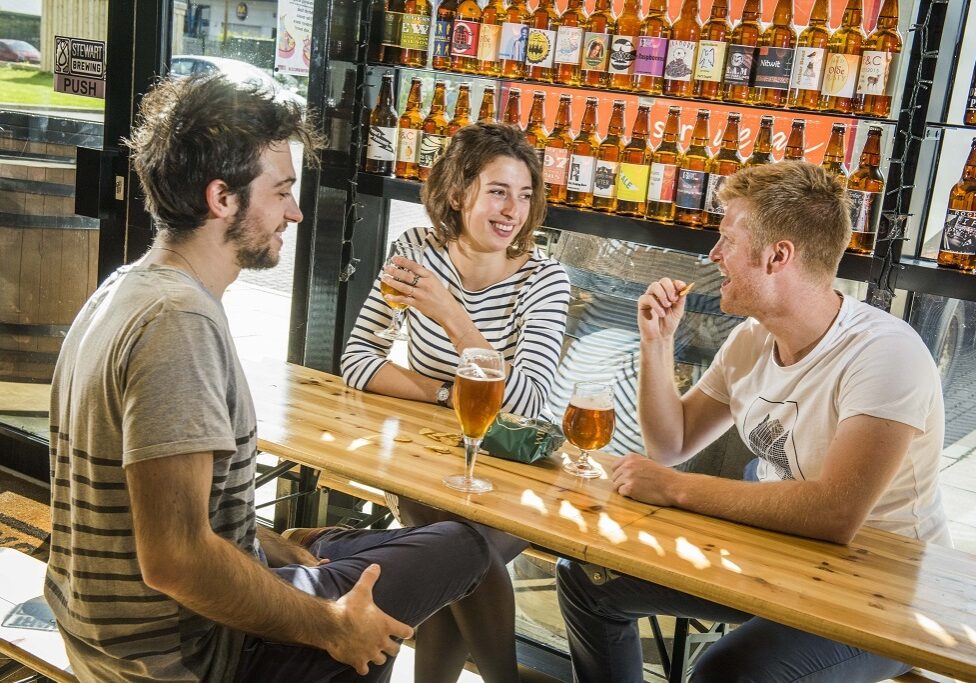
left=276, top=0, right=313, bottom=75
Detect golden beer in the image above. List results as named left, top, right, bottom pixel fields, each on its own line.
left=454, top=367, right=505, bottom=438
left=380, top=280, right=408, bottom=310
left=563, top=401, right=615, bottom=452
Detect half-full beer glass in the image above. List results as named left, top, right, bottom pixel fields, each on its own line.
left=562, top=382, right=615, bottom=478
left=377, top=241, right=426, bottom=341
left=443, top=348, right=505, bottom=493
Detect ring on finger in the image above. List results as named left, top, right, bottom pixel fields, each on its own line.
left=410, top=273, right=420, bottom=287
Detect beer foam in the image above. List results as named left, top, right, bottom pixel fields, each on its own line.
left=457, top=365, right=505, bottom=381
left=569, top=394, right=614, bottom=411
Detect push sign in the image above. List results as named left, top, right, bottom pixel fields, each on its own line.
left=54, top=36, right=106, bottom=99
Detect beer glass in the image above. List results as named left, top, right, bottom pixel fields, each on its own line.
left=377, top=241, right=426, bottom=341
left=562, top=382, right=615, bottom=478
left=443, top=348, right=506, bottom=493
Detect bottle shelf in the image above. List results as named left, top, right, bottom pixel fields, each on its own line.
left=896, top=258, right=976, bottom=301
left=342, top=172, right=876, bottom=283
left=368, top=61, right=899, bottom=126
left=924, top=122, right=976, bottom=134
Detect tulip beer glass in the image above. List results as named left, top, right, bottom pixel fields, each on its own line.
left=443, top=348, right=506, bottom=493
left=378, top=241, right=426, bottom=341
left=562, top=382, right=615, bottom=478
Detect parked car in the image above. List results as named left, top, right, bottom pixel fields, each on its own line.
left=169, top=55, right=306, bottom=108
left=0, top=39, right=41, bottom=65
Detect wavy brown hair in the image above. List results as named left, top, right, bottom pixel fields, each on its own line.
left=421, top=122, right=547, bottom=257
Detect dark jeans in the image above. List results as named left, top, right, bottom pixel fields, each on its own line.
left=233, top=522, right=490, bottom=682
left=555, top=558, right=912, bottom=683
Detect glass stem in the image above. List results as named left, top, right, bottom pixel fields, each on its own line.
left=577, top=449, right=589, bottom=467
left=463, top=436, right=481, bottom=483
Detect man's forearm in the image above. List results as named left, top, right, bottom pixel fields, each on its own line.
left=638, top=338, right=687, bottom=463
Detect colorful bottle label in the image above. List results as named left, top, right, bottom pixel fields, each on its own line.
left=664, top=40, right=696, bottom=82
left=617, top=162, right=650, bottom=203
left=567, top=154, right=596, bottom=193
left=499, top=22, right=529, bottom=62
left=367, top=125, right=398, bottom=162
left=847, top=189, right=881, bottom=233
left=753, top=46, right=795, bottom=91
left=647, top=162, right=678, bottom=202
left=704, top=173, right=728, bottom=216
left=581, top=32, right=610, bottom=71
left=554, top=25, right=584, bottom=65
left=399, top=13, right=432, bottom=50
left=526, top=28, right=556, bottom=67
left=592, top=159, right=619, bottom=198
left=821, top=52, right=860, bottom=98
left=418, top=133, right=448, bottom=168
left=694, top=40, right=728, bottom=82
left=382, top=11, right=404, bottom=47
left=433, top=20, right=452, bottom=58
left=856, top=50, right=894, bottom=96
left=397, top=128, right=421, bottom=164
left=724, top=44, right=755, bottom=86
left=941, top=210, right=976, bottom=256
left=608, top=34, right=638, bottom=75
left=790, top=46, right=826, bottom=91
left=634, top=36, right=668, bottom=77
left=478, top=23, right=502, bottom=62
left=675, top=169, right=708, bottom=210
left=543, top=146, right=570, bottom=185
left=451, top=20, right=480, bottom=57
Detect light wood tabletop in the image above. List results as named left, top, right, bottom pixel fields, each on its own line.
left=244, top=359, right=976, bottom=681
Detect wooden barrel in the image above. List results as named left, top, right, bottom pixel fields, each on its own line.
left=0, top=112, right=101, bottom=383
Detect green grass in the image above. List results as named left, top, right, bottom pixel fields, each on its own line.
left=0, top=65, right=104, bottom=109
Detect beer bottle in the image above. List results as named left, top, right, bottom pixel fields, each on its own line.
left=381, top=0, right=405, bottom=64
left=722, top=0, right=762, bottom=104
left=566, top=97, right=601, bottom=208
left=646, top=105, right=683, bottom=222
left=450, top=0, right=482, bottom=73
left=787, top=0, right=830, bottom=110
left=395, top=77, right=424, bottom=180
left=753, top=0, right=796, bottom=107
left=433, top=0, right=457, bottom=70
left=446, top=82, right=472, bottom=138
left=592, top=100, right=626, bottom=212
left=543, top=93, right=574, bottom=203
left=617, top=104, right=653, bottom=216
left=704, top=111, right=742, bottom=228
left=502, top=87, right=523, bottom=130
left=821, top=122, right=849, bottom=186
left=966, top=68, right=976, bottom=126
left=846, top=126, right=885, bottom=255
left=609, top=0, right=641, bottom=91
left=499, top=0, right=531, bottom=79
left=554, top=0, right=588, bottom=87
left=399, top=0, right=432, bottom=68
left=525, top=91, right=549, bottom=164
left=365, top=74, right=400, bottom=176
left=820, top=0, right=865, bottom=114
left=632, top=0, right=671, bottom=96
left=418, top=81, right=450, bottom=182
left=525, top=0, right=559, bottom=83
left=744, top=114, right=775, bottom=166
left=581, top=0, right=616, bottom=89
left=477, top=86, right=497, bottom=122
left=664, top=0, right=700, bottom=98
left=478, top=0, right=505, bottom=76
left=853, top=0, right=902, bottom=118
left=937, top=137, right=976, bottom=272
left=783, top=118, right=806, bottom=160
left=693, top=0, right=731, bottom=101
left=674, top=108, right=712, bottom=228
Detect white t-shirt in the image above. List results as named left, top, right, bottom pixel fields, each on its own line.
left=698, top=294, right=951, bottom=546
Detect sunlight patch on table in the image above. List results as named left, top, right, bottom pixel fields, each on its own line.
left=521, top=490, right=548, bottom=515
left=638, top=531, right=665, bottom=556
left=559, top=500, right=588, bottom=532
left=915, top=613, right=958, bottom=647
left=676, top=537, right=711, bottom=570
left=719, top=548, right=742, bottom=573
left=598, top=512, right=627, bottom=544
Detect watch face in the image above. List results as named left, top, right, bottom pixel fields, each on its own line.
left=438, top=386, right=450, bottom=402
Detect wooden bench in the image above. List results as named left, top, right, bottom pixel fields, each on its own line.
left=0, top=549, right=76, bottom=683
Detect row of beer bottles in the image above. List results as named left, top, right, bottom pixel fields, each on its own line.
left=364, top=74, right=886, bottom=253
left=938, top=137, right=976, bottom=273
left=378, top=0, right=901, bottom=118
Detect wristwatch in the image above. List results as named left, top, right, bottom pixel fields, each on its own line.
left=436, top=381, right=453, bottom=407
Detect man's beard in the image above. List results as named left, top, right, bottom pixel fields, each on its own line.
left=225, top=210, right=279, bottom=270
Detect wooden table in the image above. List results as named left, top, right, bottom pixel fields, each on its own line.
left=244, top=359, right=976, bottom=681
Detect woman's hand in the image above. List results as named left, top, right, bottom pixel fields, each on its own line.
left=381, top=255, right=463, bottom=326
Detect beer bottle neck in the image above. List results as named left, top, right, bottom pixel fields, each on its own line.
left=771, top=0, right=793, bottom=25
left=741, top=0, right=761, bottom=22
left=841, top=0, right=862, bottom=28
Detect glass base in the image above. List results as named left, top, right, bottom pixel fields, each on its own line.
left=376, top=325, right=408, bottom=341
left=443, top=474, right=493, bottom=493
left=564, top=461, right=601, bottom=478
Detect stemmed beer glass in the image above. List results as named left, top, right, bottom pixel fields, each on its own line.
left=377, top=241, right=426, bottom=341
left=562, top=382, right=615, bottom=478
left=443, top=348, right=505, bottom=494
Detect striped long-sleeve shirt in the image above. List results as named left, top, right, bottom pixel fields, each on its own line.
left=341, top=227, right=570, bottom=419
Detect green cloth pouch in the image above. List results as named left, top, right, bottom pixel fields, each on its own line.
left=482, top=413, right=565, bottom=464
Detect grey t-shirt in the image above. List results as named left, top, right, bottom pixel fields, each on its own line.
left=46, top=265, right=258, bottom=682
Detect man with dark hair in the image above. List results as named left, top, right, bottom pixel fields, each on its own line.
left=556, top=162, right=949, bottom=682
left=46, top=74, right=489, bottom=682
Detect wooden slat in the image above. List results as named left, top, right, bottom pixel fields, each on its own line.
left=244, top=359, right=976, bottom=682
